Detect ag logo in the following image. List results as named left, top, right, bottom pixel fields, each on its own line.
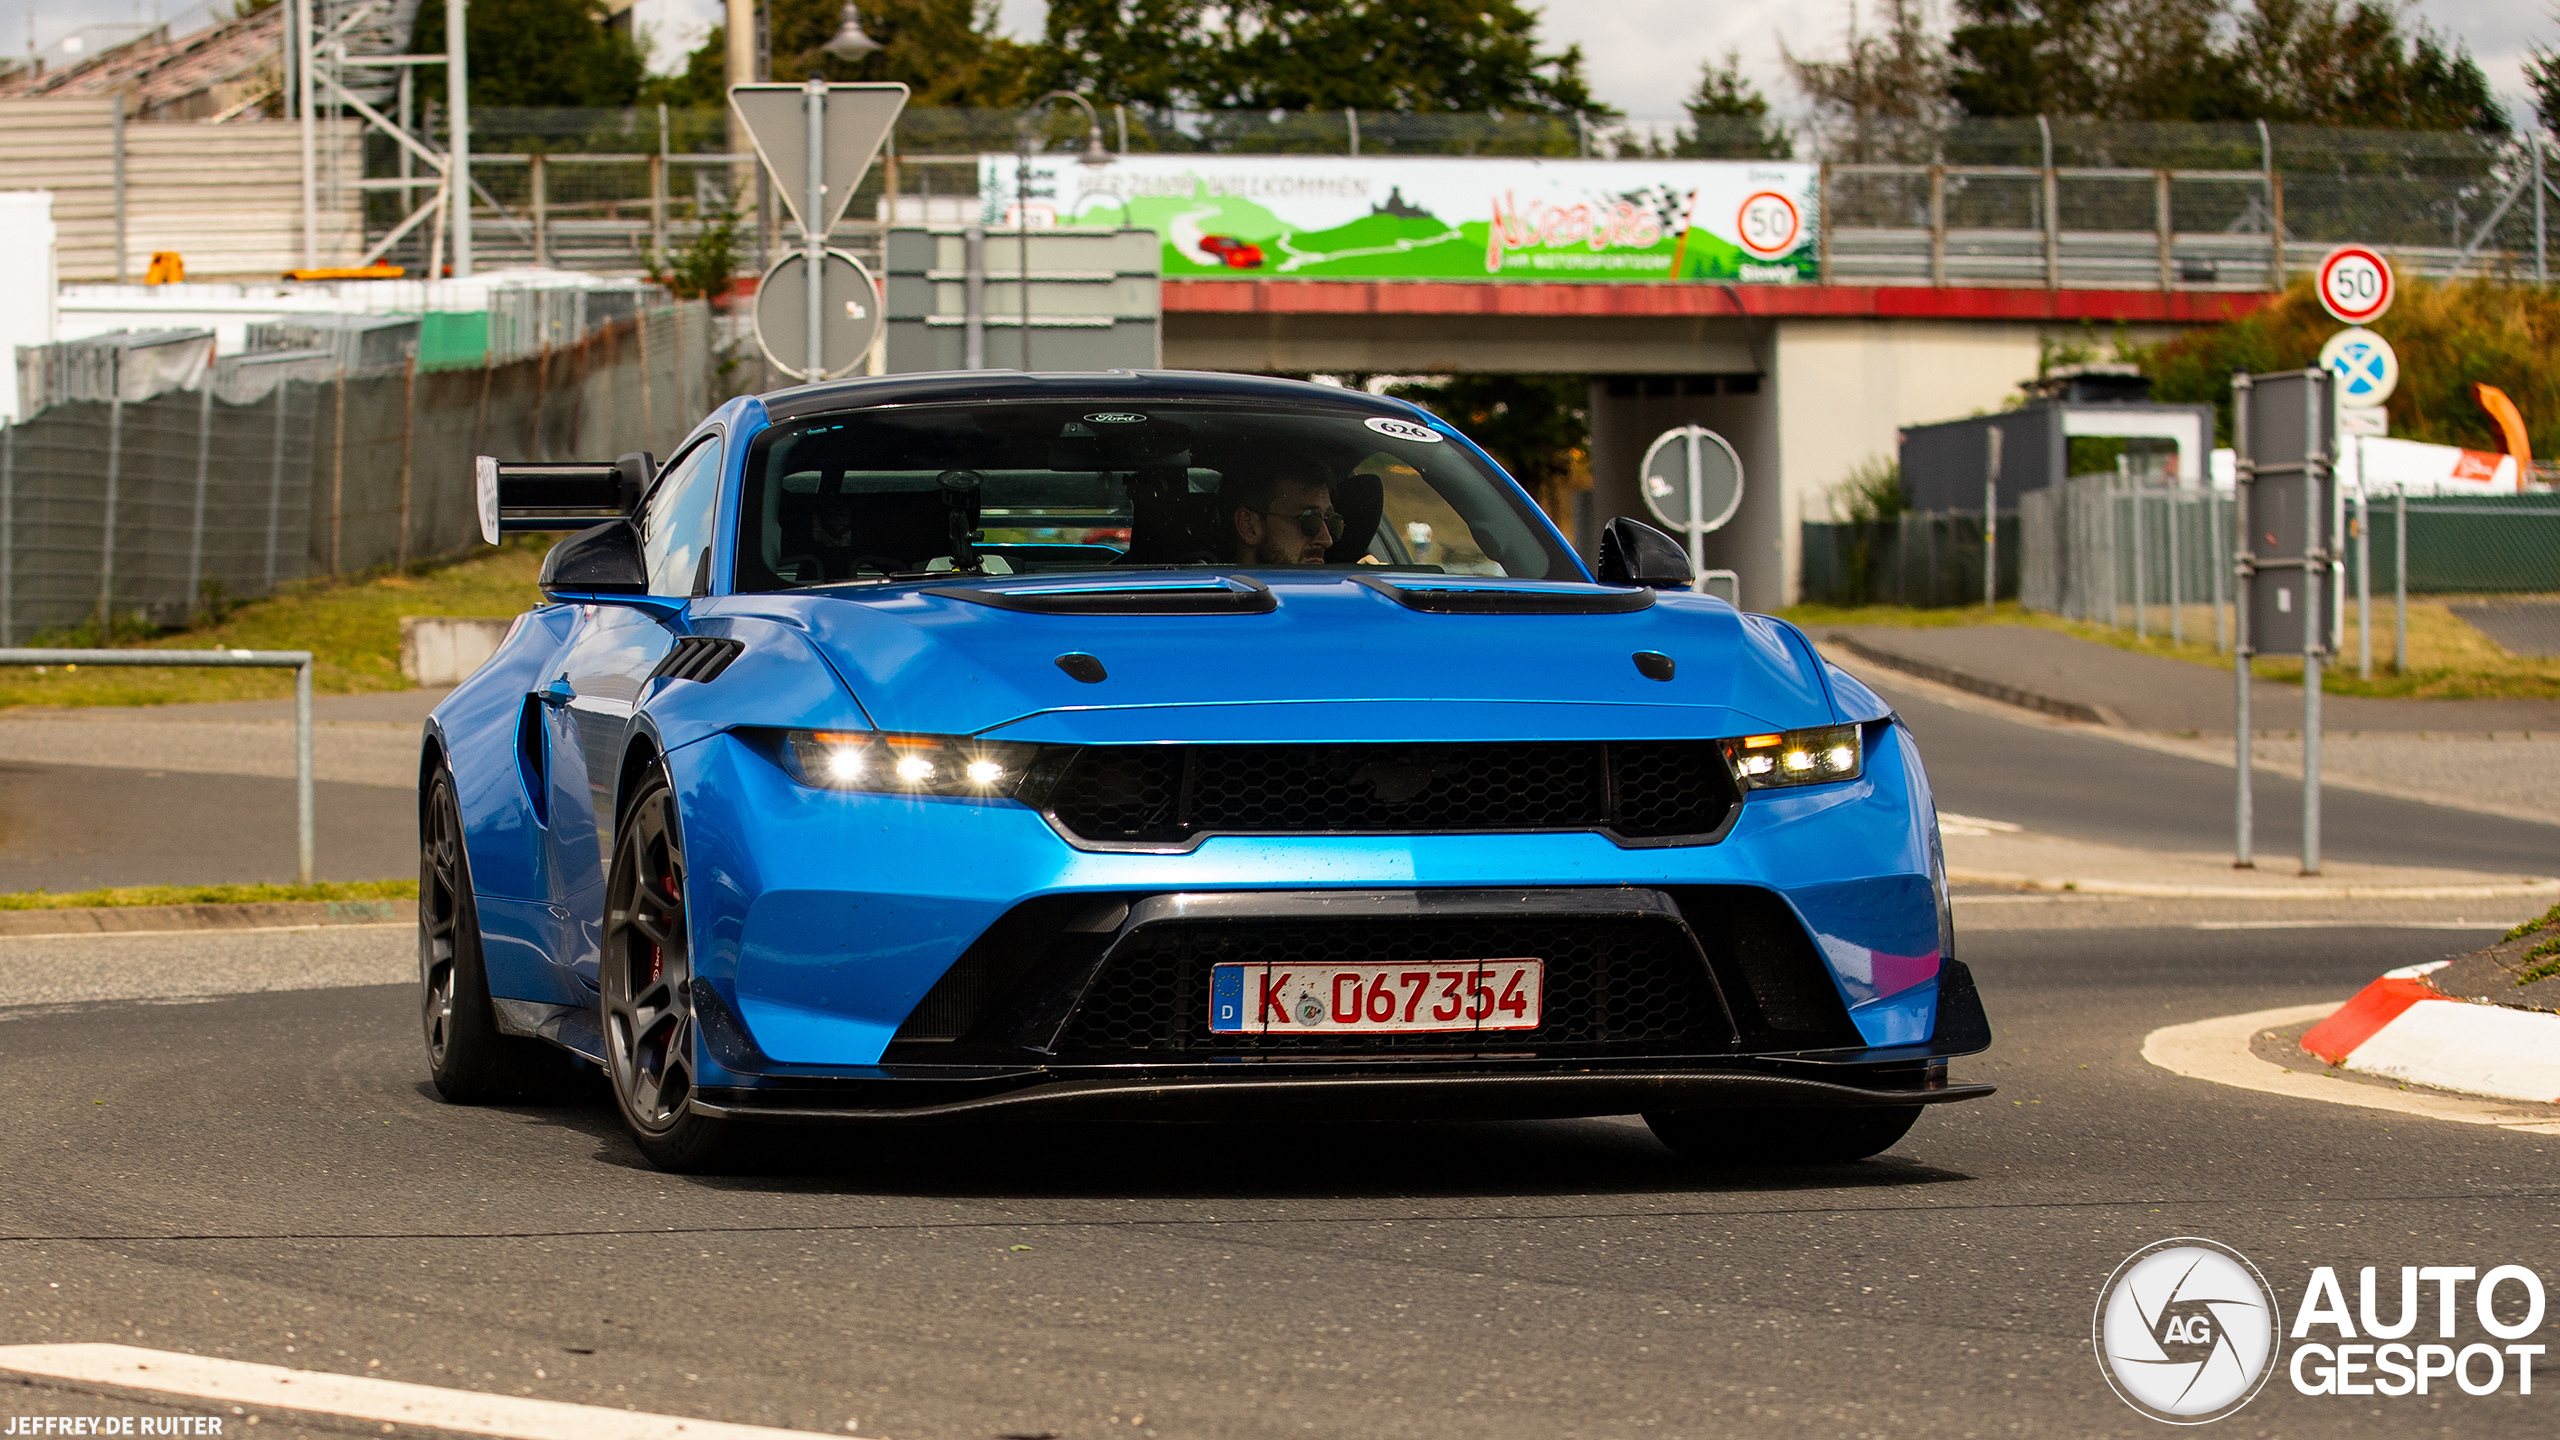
left=1364, top=416, right=1443, bottom=443
left=2095, top=1238, right=2281, bottom=1423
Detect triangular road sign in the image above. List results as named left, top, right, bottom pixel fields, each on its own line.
left=728, top=82, right=908, bottom=236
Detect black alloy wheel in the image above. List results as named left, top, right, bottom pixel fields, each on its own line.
left=1643, top=1105, right=1922, bottom=1165
left=601, top=767, right=737, bottom=1171
left=421, top=768, right=569, bottom=1101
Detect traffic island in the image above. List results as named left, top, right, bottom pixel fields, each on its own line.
left=2297, top=905, right=2560, bottom=1105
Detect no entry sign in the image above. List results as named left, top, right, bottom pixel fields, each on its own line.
left=2316, top=246, right=2393, bottom=325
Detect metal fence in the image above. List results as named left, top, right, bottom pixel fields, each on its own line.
left=360, top=109, right=2558, bottom=288
left=0, top=300, right=732, bottom=644
left=1800, top=513, right=2020, bottom=608
left=2019, top=478, right=2560, bottom=644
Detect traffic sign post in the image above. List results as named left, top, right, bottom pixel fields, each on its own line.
left=729, top=80, right=908, bottom=381
left=2231, top=367, right=2337, bottom=876
left=1637, top=425, right=1744, bottom=597
left=2318, top=316, right=2399, bottom=682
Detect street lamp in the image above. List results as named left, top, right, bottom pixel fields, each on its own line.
left=820, top=2, right=881, bottom=60
left=1014, top=90, right=1110, bottom=371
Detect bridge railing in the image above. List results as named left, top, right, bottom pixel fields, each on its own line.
left=367, top=109, right=2555, bottom=290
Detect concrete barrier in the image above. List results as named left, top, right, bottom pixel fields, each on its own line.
left=398, top=616, right=514, bottom=686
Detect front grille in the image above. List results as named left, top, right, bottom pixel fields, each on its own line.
left=1041, top=741, right=1737, bottom=847
left=1055, top=916, right=1728, bottom=1057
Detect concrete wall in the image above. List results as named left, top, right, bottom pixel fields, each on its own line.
left=1585, top=376, right=1785, bottom=610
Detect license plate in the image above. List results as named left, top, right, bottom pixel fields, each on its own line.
left=1208, top=960, right=1543, bottom=1035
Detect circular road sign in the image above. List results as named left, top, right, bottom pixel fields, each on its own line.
left=754, top=248, right=884, bottom=381
left=1638, top=426, right=1744, bottom=534
left=2316, top=246, right=2393, bottom=325
left=2317, top=326, right=2399, bottom=407
left=1736, top=191, right=1802, bottom=259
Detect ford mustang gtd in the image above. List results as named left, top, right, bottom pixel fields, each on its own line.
left=419, top=371, right=1992, bottom=1171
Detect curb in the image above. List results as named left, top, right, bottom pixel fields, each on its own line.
left=2142, top=1003, right=2560, bottom=1133
left=0, top=899, right=415, bottom=938
left=1945, top=869, right=2560, bottom=900
left=2301, top=965, right=2560, bottom=1105
left=1826, top=633, right=2125, bottom=727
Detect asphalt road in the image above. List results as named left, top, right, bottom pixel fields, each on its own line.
left=0, top=916, right=2553, bottom=1439
left=1872, top=675, right=2560, bottom=874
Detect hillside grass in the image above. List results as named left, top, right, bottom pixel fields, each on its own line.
left=1784, top=596, right=2560, bottom=701
left=3, top=540, right=549, bottom=709
left=0, top=879, right=417, bottom=910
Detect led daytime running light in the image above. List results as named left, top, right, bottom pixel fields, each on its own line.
left=783, top=730, right=1038, bottom=800
left=1722, top=723, right=1863, bottom=791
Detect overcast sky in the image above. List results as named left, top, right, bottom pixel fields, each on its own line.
left=10, top=0, right=2546, bottom=128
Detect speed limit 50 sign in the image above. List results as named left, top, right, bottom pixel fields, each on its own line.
left=2316, top=246, right=2393, bottom=325
left=1735, top=191, right=1802, bottom=259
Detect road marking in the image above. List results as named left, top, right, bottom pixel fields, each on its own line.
left=2188, top=920, right=2512, bottom=930
left=2142, top=1003, right=2560, bottom=1134
left=0, top=1345, right=822, bottom=1440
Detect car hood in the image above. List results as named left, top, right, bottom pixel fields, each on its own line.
left=710, top=572, right=1840, bottom=743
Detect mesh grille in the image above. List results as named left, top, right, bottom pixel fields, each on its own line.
left=1056, top=916, right=1727, bottom=1057
left=1044, top=741, right=1735, bottom=845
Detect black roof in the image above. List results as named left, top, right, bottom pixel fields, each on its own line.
left=758, top=369, right=1416, bottom=424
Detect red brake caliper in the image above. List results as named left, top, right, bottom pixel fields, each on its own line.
left=646, top=871, right=675, bottom=986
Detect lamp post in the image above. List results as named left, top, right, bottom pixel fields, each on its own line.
left=1015, top=90, right=1109, bottom=371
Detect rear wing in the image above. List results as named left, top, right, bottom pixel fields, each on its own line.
left=475, top=452, right=656, bottom=545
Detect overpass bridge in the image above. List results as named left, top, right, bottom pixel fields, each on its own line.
left=1159, top=279, right=2272, bottom=610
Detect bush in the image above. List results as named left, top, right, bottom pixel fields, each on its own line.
left=2136, top=277, right=2559, bottom=457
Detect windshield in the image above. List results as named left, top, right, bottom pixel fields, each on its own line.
left=732, top=400, right=1576, bottom=591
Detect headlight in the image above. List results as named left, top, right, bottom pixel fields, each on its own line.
left=781, top=730, right=1042, bottom=799
left=1722, top=723, right=1863, bottom=790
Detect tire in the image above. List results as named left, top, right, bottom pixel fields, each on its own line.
left=421, top=768, right=571, bottom=1103
left=600, top=766, right=740, bottom=1172
left=1644, top=1105, right=1922, bottom=1165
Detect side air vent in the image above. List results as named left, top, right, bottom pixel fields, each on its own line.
left=651, top=636, right=744, bottom=684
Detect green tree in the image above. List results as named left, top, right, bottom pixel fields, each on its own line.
left=1030, top=0, right=1604, bottom=115
left=1782, top=0, right=1951, bottom=161
left=1384, top=374, right=1588, bottom=520
left=428, top=0, right=647, bottom=107
left=655, top=0, right=1028, bottom=109
left=1947, top=0, right=2242, bottom=121
left=1668, top=49, right=1792, bottom=158
left=2232, top=0, right=2506, bottom=133
left=2135, top=278, right=2559, bottom=457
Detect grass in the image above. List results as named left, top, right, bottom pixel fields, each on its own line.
left=2508, top=904, right=2560, bottom=944
left=3, top=540, right=549, bottom=710
left=0, top=879, right=417, bottom=910
left=1783, top=595, right=2560, bottom=703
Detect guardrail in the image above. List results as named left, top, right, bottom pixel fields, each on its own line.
left=0, top=649, right=315, bottom=883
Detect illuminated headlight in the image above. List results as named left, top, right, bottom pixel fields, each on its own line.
left=782, top=730, right=1040, bottom=799
left=1721, top=724, right=1864, bottom=790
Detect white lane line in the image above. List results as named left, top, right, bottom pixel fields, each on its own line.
left=2141, top=1004, right=2560, bottom=1135
left=2188, top=920, right=2513, bottom=930
left=0, top=1345, right=827, bottom=1440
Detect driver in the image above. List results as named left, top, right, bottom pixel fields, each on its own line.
left=1223, top=456, right=1345, bottom=565
left=805, top=492, right=862, bottom=579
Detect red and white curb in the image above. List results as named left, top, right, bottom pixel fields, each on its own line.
left=2300, top=961, right=2560, bottom=1105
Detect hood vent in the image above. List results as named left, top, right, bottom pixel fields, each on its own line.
left=652, top=636, right=744, bottom=684
left=1352, top=574, right=1654, bottom=614
left=923, top=575, right=1276, bottom=615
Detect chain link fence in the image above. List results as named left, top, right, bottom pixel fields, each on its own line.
left=0, top=300, right=734, bottom=644
left=1800, top=513, right=2020, bottom=608
left=2017, top=478, right=2560, bottom=643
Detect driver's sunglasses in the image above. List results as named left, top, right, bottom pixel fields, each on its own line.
left=1263, top=507, right=1347, bottom=537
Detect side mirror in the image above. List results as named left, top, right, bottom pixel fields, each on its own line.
left=1593, top=517, right=1694, bottom=590
left=540, top=521, right=682, bottom=617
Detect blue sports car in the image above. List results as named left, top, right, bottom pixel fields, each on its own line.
left=419, top=370, right=1992, bottom=1171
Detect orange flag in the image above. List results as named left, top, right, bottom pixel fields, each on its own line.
left=2472, top=383, right=2532, bottom=490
